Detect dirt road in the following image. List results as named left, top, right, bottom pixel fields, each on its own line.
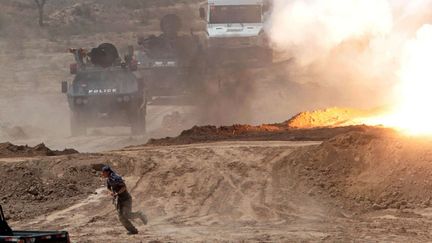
left=5, top=140, right=432, bottom=242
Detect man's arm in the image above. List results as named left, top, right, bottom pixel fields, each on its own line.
left=107, top=182, right=116, bottom=197
left=107, top=181, right=112, bottom=192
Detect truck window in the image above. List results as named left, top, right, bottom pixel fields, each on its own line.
left=209, top=5, right=262, bottom=24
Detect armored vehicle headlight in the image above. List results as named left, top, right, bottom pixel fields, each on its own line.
left=82, top=99, right=88, bottom=104
left=117, top=97, right=123, bottom=103
left=75, top=98, right=83, bottom=105
left=123, top=95, right=130, bottom=102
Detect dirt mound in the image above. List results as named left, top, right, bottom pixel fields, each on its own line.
left=147, top=107, right=389, bottom=146
left=0, top=142, right=78, bottom=158
left=148, top=126, right=432, bottom=216
left=278, top=128, right=432, bottom=211
left=284, top=107, right=372, bottom=128
left=179, top=124, right=282, bottom=137
left=117, top=142, right=329, bottom=226
left=0, top=153, right=131, bottom=220
left=1, top=163, right=97, bottom=220
left=148, top=124, right=387, bottom=145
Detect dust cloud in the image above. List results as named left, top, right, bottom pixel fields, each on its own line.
left=194, top=68, right=256, bottom=126
left=252, top=0, right=432, bottom=124
left=269, top=0, right=393, bottom=65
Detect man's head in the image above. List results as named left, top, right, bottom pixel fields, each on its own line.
left=101, top=165, right=112, bottom=178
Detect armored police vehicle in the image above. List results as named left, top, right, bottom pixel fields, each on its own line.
left=61, top=43, right=146, bottom=136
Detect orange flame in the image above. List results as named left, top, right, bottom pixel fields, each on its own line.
left=357, top=25, right=432, bottom=135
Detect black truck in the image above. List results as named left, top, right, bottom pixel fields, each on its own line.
left=0, top=205, right=70, bottom=243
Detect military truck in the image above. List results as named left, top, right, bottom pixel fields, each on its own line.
left=136, top=14, right=205, bottom=105
left=61, top=43, right=146, bottom=136
left=199, top=0, right=273, bottom=67
left=0, top=205, right=70, bottom=243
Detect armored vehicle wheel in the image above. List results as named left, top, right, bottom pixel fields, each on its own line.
left=131, top=106, right=146, bottom=135
left=70, top=112, right=86, bottom=136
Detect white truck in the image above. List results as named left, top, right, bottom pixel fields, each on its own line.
left=199, top=0, right=272, bottom=67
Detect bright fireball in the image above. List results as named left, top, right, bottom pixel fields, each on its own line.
left=361, top=24, right=432, bottom=135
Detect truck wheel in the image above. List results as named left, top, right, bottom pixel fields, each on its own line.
left=70, top=112, right=86, bottom=136
left=131, top=106, right=146, bottom=135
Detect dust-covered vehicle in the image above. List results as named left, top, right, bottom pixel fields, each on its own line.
left=61, top=43, right=146, bottom=136
left=136, top=14, right=205, bottom=105
left=0, top=205, right=70, bottom=243
left=199, top=0, right=273, bottom=67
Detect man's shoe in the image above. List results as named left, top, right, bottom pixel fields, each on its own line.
left=127, top=230, right=138, bottom=235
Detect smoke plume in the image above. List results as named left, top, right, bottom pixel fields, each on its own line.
left=269, top=0, right=393, bottom=65
left=260, top=0, right=432, bottom=120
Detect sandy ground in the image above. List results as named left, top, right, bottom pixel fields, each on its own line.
left=4, top=140, right=432, bottom=243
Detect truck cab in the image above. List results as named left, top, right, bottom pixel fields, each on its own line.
left=200, top=0, right=272, bottom=67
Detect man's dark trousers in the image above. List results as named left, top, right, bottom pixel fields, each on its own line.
left=116, top=195, right=143, bottom=233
